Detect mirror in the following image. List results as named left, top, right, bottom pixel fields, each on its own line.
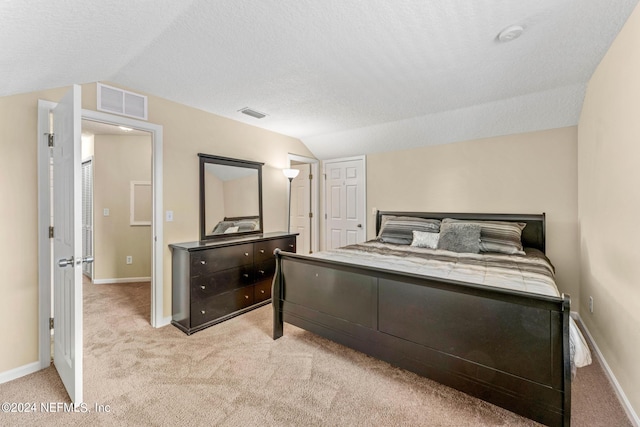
left=199, top=153, right=263, bottom=241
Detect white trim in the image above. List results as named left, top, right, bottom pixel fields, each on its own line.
left=37, top=99, right=56, bottom=370
left=159, top=316, right=172, bottom=327
left=0, top=362, right=42, bottom=385
left=81, top=109, right=164, bottom=328
left=93, top=277, right=151, bottom=285
left=287, top=154, right=320, bottom=254
left=321, top=155, right=367, bottom=250
left=572, top=312, right=640, bottom=426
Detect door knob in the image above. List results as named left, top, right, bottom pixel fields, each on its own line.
left=58, top=257, right=74, bottom=268
left=357, top=224, right=362, bottom=228
left=82, top=256, right=94, bottom=264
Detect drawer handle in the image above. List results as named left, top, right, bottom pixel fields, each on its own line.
left=244, top=252, right=249, bottom=256
left=260, top=290, right=265, bottom=294
left=244, top=295, right=249, bottom=299
left=200, top=260, right=206, bottom=264
left=259, top=249, right=265, bottom=253
left=259, top=270, right=265, bottom=275
left=289, top=244, right=294, bottom=248
left=200, top=285, right=206, bottom=290
left=243, top=273, right=249, bottom=278
left=201, top=310, right=205, bottom=315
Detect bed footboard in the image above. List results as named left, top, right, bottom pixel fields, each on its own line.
left=272, top=250, right=571, bottom=427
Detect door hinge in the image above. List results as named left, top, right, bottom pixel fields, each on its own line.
left=49, top=317, right=54, bottom=330
left=309, top=212, right=313, bottom=218
left=324, top=213, right=327, bottom=219
left=309, top=173, right=313, bottom=180
left=49, top=226, right=54, bottom=238
left=46, top=133, right=54, bottom=147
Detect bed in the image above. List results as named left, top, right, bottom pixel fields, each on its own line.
left=272, top=211, right=591, bottom=427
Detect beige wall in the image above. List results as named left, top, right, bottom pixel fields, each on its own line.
left=93, top=134, right=152, bottom=280
left=367, top=127, right=580, bottom=298
left=578, top=2, right=640, bottom=415
left=204, top=168, right=225, bottom=233
left=0, top=83, right=314, bottom=374
left=224, top=174, right=260, bottom=218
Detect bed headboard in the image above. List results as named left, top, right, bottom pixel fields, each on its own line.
left=375, top=211, right=546, bottom=253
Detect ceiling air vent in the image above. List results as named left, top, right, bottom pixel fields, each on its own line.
left=239, top=107, right=267, bottom=119
left=97, top=83, right=148, bottom=120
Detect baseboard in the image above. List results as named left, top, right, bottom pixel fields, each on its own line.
left=572, top=312, right=640, bottom=427
left=158, top=316, right=172, bottom=328
left=0, top=361, right=41, bottom=385
left=93, top=277, right=151, bottom=284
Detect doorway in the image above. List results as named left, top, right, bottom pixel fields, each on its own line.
left=38, top=102, right=166, bottom=372
left=287, top=154, right=319, bottom=254
left=81, top=120, right=153, bottom=286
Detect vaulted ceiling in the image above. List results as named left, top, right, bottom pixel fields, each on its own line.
left=2, top=1, right=638, bottom=159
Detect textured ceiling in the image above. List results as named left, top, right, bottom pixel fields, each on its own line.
left=2, top=1, right=638, bottom=159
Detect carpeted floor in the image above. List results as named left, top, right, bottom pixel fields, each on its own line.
left=0, top=279, right=632, bottom=426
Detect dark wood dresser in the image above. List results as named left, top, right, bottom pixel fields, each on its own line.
left=170, top=232, right=297, bottom=335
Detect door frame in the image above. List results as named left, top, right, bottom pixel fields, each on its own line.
left=322, top=155, right=367, bottom=251
left=287, top=154, right=319, bottom=254
left=38, top=102, right=166, bottom=369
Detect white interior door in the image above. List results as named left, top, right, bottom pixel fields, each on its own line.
left=52, top=85, right=83, bottom=404
left=291, top=164, right=311, bottom=254
left=325, top=157, right=366, bottom=249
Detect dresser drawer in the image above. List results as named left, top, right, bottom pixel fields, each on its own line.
left=254, top=259, right=276, bottom=282
left=254, top=237, right=296, bottom=263
left=191, top=266, right=253, bottom=297
left=191, top=287, right=255, bottom=327
left=191, top=243, right=253, bottom=275
left=254, top=280, right=272, bottom=303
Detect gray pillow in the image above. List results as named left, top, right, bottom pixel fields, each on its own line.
left=437, top=222, right=481, bottom=254
left=212, top=220, right=234, bottom=234
left=441, top=218, right=526, bottom=255
left=377, top=216, right=441, bottom=245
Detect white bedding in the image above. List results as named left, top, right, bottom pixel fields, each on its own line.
left=311, top=241, right=592, bottom=372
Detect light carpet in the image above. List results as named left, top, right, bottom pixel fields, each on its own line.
left=0, top=280, right=632, bottom=426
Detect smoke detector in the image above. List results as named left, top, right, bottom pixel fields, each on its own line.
left=497, top=25, right=524, bottom=42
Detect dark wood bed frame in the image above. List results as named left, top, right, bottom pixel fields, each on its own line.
left=272, top=212, right=571, bottom=427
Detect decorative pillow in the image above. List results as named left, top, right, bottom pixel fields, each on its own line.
left=377, top=216, right=441, bottom=245
left=411, top=231, right=440, bottom=249
left=235, top=219, right=259, bottom=232
left=212, top=220, right=234, bottom=234
left=223, top=226, right=239, bottom=234
left=436, top=222, right=481, bottom=253
left=442, top=218, right=526, bottom=255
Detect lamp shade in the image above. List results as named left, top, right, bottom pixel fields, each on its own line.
left=282, top=168, right=300, bottom=179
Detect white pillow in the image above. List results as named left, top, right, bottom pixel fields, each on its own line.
left=411, top=230, right=439, bottom=249
left=223, top=226, right=239, bottom=234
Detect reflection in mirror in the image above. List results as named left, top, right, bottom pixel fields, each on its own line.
left=199, top=154, right=263, bottom=241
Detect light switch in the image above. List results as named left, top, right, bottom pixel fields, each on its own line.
left=103, top=208, right=110, bottom=216
left=166, top=210, right=174, bottom=222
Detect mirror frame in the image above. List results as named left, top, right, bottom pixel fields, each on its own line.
left=198, top=153, right=264, bottom=241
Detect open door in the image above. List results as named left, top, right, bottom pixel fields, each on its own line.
left=51, top=85, right=84, bottom=404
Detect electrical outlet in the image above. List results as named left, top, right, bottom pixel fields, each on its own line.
left=166, top=210, right=174, bottom=222
left=589, top=296, right=594, bottom=313
left=103, top=208, right=110, bottom=216
left=126, top=256, right=133, bottom=265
